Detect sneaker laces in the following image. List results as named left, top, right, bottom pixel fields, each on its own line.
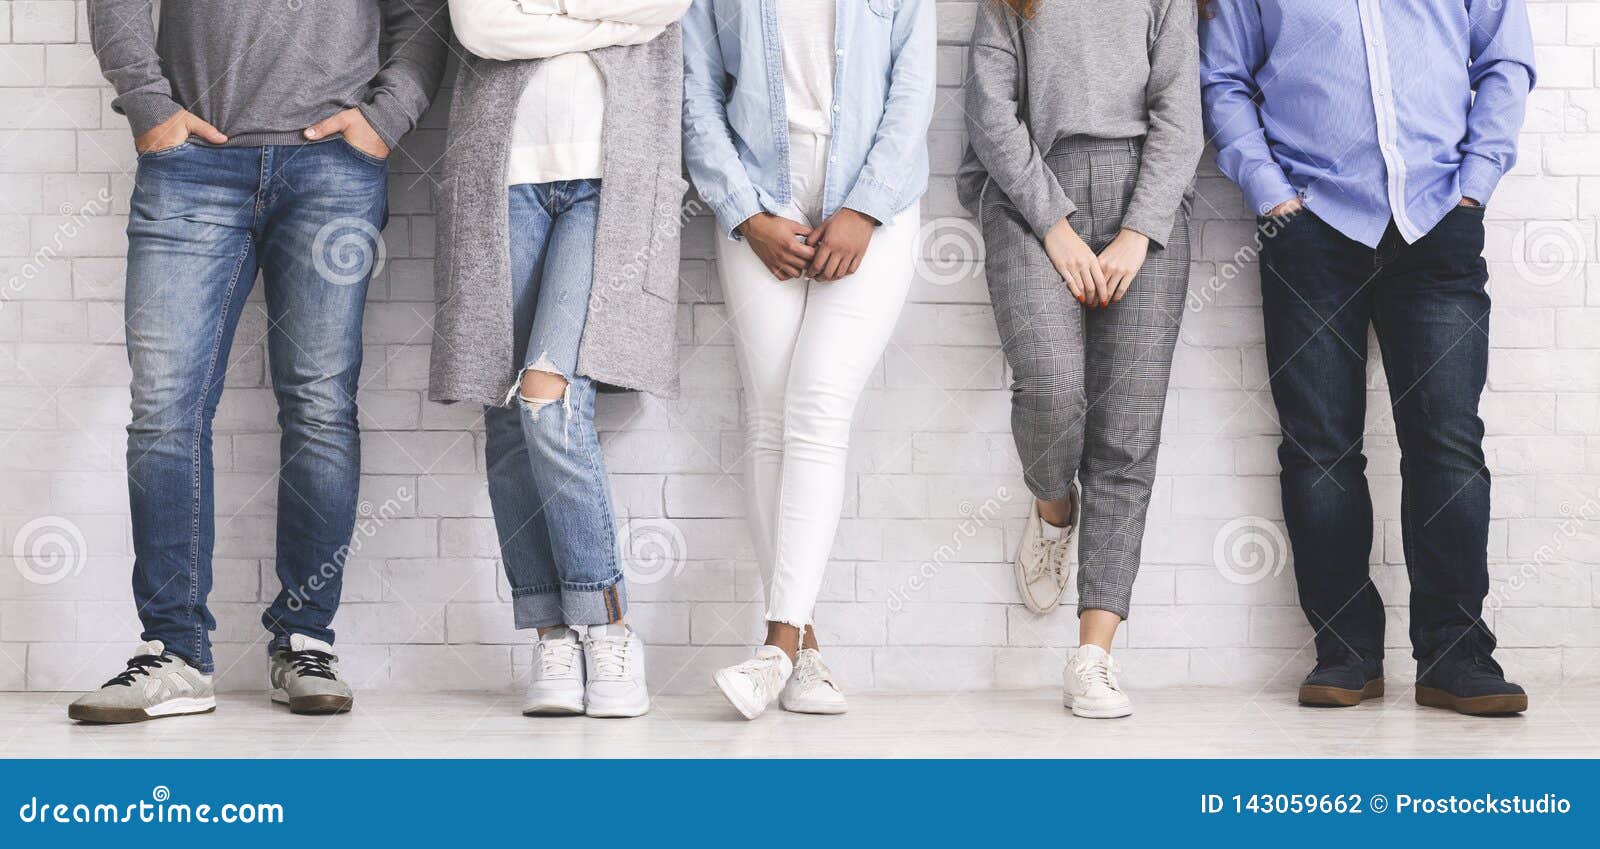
left=105, top=654, right=170, bottom=687
left=284, top=649, right=337, bottom=681
left=587, top=636, right=632, bottom=682
left=735, top=655, right=786, bottom=695
left=537, top=638, right=581, bottom=679
left=1076, top=655, right=1120, bottom=693
left=1025, top=538, right=1071, bottom=583
left=793, top=653, right=833, bottom=690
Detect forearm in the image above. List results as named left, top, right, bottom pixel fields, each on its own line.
left=682, top=0, right=762, bottom=237
left=449, top=0, right=663, bottom=61
left=1459, top=0, right=1536, bottom=203
left=88, top=0, right=181, bottom=136
left=554, top=0, right=692, bottom=26
left=1125, top=0, right=1203, bottom=245
left=362, top=0, right=451, bottom=147
left=1199, top=1, right=1295, bottom=214
left=842, top=0, right=937, bottom=224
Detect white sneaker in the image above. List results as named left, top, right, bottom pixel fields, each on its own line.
left=1063, top=643, right=1132, bottom=718
left=713, top=646, right=793, bottom=720
left=781, top=648, right=848, bottom=715
left=523, top=627, right=585, bottom=716
left=1015, top=485, right=1078, bottom=613
left=583, top=624, right=650, bottom=718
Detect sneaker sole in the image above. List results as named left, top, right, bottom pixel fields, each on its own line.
left=780, top=699, right=848, bottom=715
left=712, top=669, right=764, bottom=720
left=1063, top=695, right=1132, bottom=719
left=271, top=689, right=353, bottom=715
left=1415, top=685, right=1527, bottom=716
left=1299, top=679, right=1384, bottom=708
left=585, top=697, right=651, bottom=719
left=69, top=696, right=216, bottom=725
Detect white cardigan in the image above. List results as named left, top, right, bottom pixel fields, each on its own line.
left=447, top=0, right=691, bottom=185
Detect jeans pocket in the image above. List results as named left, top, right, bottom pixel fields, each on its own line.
left=338, top=137, right=390, bottom=167
left=138, top=141, right=194, bottom=160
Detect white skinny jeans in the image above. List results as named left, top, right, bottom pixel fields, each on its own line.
left=717, top=131, right=919, bottom=627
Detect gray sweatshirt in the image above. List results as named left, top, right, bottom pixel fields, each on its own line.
left=88, top=0, right=451, bottom=147
left=960, top=0, right=1202, bottom=246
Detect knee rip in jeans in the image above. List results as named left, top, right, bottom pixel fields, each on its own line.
left=503, top=354, right=573, bottom=448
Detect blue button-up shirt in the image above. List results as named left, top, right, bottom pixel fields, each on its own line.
left=1200, top=0, right=1535, bottom=248
left=682, top=0, right=936, bottom=238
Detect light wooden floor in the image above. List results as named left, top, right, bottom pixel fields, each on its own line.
left=2, top=686, right=1596, bottom=758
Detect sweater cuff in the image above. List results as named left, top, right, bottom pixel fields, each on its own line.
left=358, top=93, right=414, bottom=149
left=711, top=183, right=765, bottom=241
left=1024, top=195, right=1077, bottom=242
left=118, top=93, right=184, bottom=139
left=1241, top=162, right=1299, bottom=217
left=1121, top=204, right=1175, bottom=250
left=1458, top=154, right=1505, bottom=206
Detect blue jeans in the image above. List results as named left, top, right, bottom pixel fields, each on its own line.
left=125, top=140, right=387, bottom=672
left=1259, top=205, right=1494, bottom=663
left=483, top=181, right=626, bottom=629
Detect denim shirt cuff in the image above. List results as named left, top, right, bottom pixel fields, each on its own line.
left=843, top=177, right=902, bottom=226
left=712, top=186, right=765, bottom=240
left=1457, top=155, right=1504, bottom=206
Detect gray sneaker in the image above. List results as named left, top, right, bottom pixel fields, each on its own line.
left=270, top=634, right=354, bottom=715
left=68, top=640, right=216, bottom=724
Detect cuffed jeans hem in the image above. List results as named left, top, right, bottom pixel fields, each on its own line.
left=511, top=579, right=628, bottom=629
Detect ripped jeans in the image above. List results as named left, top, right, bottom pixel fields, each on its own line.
left=482, top=180, right=626, bottom=629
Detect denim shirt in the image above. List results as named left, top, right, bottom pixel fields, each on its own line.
left=682, top=0, right=936, bottom=238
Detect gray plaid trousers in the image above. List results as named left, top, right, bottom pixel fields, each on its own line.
left=980, top=137, right=1191, bottom=618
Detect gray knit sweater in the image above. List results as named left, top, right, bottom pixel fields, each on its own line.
left=959, top=0, right=1202, bottom=246
left=88, top=0, right=449, bottom=148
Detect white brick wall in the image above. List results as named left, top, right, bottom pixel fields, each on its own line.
left=0, top=1, right=1596, bottom=695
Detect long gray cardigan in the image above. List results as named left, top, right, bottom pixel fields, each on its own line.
left=428, top=29, right=687, bottom=407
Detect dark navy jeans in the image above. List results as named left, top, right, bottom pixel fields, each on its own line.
left=124, top=140, right=387, bottom=672
left=1259, top=204, right=1494, bottom=664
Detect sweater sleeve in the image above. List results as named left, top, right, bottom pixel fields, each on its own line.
left=87, top=0, right=183, bottom=137
left=359, top=0, right=451, bottom=147
left=448, top=0, right=667, bottom=62
left=551, top=0, right=692, bottom=26
left=1123, top=0, right=1203, bottom=247
left=963, top=2, right=1074, bottom=240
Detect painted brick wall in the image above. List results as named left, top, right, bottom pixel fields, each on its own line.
left=0, top=1, right=1596, bottom=695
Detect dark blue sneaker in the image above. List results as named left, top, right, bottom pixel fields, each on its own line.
left=1298, top=653, right=1384, bottom=707
left=1416, top=646, right=1527, bottom=716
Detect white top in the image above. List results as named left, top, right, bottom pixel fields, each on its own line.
left=447, top=0, right=691, bottom=185
left=777, top=0, right=837, bottom=136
